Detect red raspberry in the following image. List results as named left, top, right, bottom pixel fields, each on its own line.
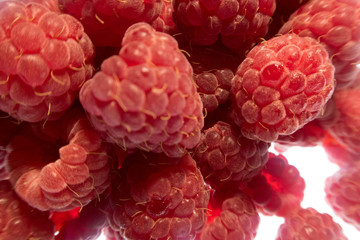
left=106, top=153, right=210, bottom=240
left=194, top=69, right=234, bottom=113
left=80, top=23, right=204, bottom=158
left=279, top=0, right=360, bottom=89
left=231, top=33, right=335, bottom=142
left=322, top=132, right=357, bottom=167
left=328, top=87, right=360, bottom=155
left=5, top=109, right=112, bottom=211
left=152, top=0, right=177, bottom=34
left=59, top=0, right=162, bottom=47
left=325, top=162, right=360, bottom=231
left=243, top=153, right=305, bottom=217
left=173, top=0, right=276, bottom=53
left=276, top=207, right=347, bottom=240
left=0, top=1, right=94, bottom=123
left=274, top=121, right=326, bottom=152
left=0, top=180, right=55, bottom=240
left=199, top=187, right=260, bottom=240
left=194, top=121, right=269, bottom=190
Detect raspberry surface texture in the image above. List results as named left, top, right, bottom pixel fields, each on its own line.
left=199, top=188, right=260, bottom=240
left=325, top=162, right=360, bottom=231
left=80, top=22, right=204, bottom=158
left=5, top=109, right=112, bottom=211
left=243, top=153, right=305, bottom=217
left=59, top=0, right=162, bottom=47
left=106, top=153, right=210, bottom=240
left=0, top=180, right=55, bottom=240
left=279, top=0, right=360, bottom=89
left=194, top=121, right=269, bottom=189
left=276, top=207, right=347, bottom=240
left=173, top=0, right=276, bottom=53
left=231, top=33, right=335, bottom=142
left=0, top=1, right=94, bottom=123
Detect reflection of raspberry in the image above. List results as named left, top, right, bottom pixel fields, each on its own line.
left=59, top=0, right=162, bottom=47
left=279, top=0, right=360, bottom=89
left=276, top=207, right=347, bottom=240
left=231, top=33, right=335, bottom=142
left=243, top=153, right=305, bottom=217
left=107, top=153, right=209, bottom=240
left=173, top=0, right=276, bottom=53
left=0, top=1, right=94, bottom=123
left=200, top=187, right=260, bottom=240
left=0, top=180, right=55, bottom=240
left=5, top=109, right=111, bottom=211
left=325, top=163, right=360, bottom=231
left=194, top=121, right=269, bottom=189
left=80, top=23, right=204, bottom=157
left=194, top=69, right=233, bottom=112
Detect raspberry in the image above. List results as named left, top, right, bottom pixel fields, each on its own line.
left=243, top=153, right=305, bottom=217
left=0, top=1, right=94, bottom=123
left=152, top=0, right=177, bottom=34
left=279, top=0, right=360, bottom=89
left=173, top=0, right=276, bottom=53
left=5, top=108, right=112, bottom=211
left=276, top=207, right=347, bottom=240
left=194, top=121, right=269, bottom=190
left=20, top=0, right=61, bottom=12
left=199, top=187, right=260, bottom=240
left=194, top=69, right=234, bottom=113
left=231, top=33, right=335, bottom=142
left=0, top=180, right=55, bottom=240
left=325, top=162, right=360, bottom=231
left=275, top=121, right=326, bottom=152
left=106, top=152, right=210, bottom=240
left=80, top=22, right=204, bottom=158
left=59, top=0, right=162, bottom=47
left=328, top=87, right=360, bottom=154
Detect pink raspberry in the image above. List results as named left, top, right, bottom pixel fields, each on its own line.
left=59, top=0, right=162, bottom=47
left=276, top=207, right=347, bottom=240
left=243, top=153, right=305, bottom=217
left=279, top=0, right=360, bottom=89
left=0, top=180, right=55, bottom=240
left=80, top=23, right=204, bottom=158
left=194, top=121, right=269, bottom=190
left=231, top=33, right=335, bottom=142
left=5, top=109, right=112, bottom=211
left=106, top=153, right=210, bottom=240
left=173, top=0, right=276, bottom=53
left=325, top=162, right=360, bottom=231
left=199, top=187, right=260, bottom=240
left=328, top=87, right=360, bottom=154
left=0, top=1, right=94, bottom=123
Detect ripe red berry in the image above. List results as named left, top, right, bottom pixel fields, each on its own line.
left=80, top=22, right=204, bottom=157
left=0, top=1, right=94, bottom=123
left=231, top=33, right=335, bottom=142
left=107, top=153, right=210, bottom=240
left=279, top=0, right=360, bottom=89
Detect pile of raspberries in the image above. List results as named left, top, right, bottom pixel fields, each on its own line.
left=0, top=0, right=359, bottom=239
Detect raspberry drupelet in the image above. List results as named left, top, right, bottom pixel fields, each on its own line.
left=80, top=22, right=204, bottom=158
left=231, top=33, right=335, bottom=142
left=106, top=152, right=210, bottom=240
left=0, top=1, right=94, bottom=123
